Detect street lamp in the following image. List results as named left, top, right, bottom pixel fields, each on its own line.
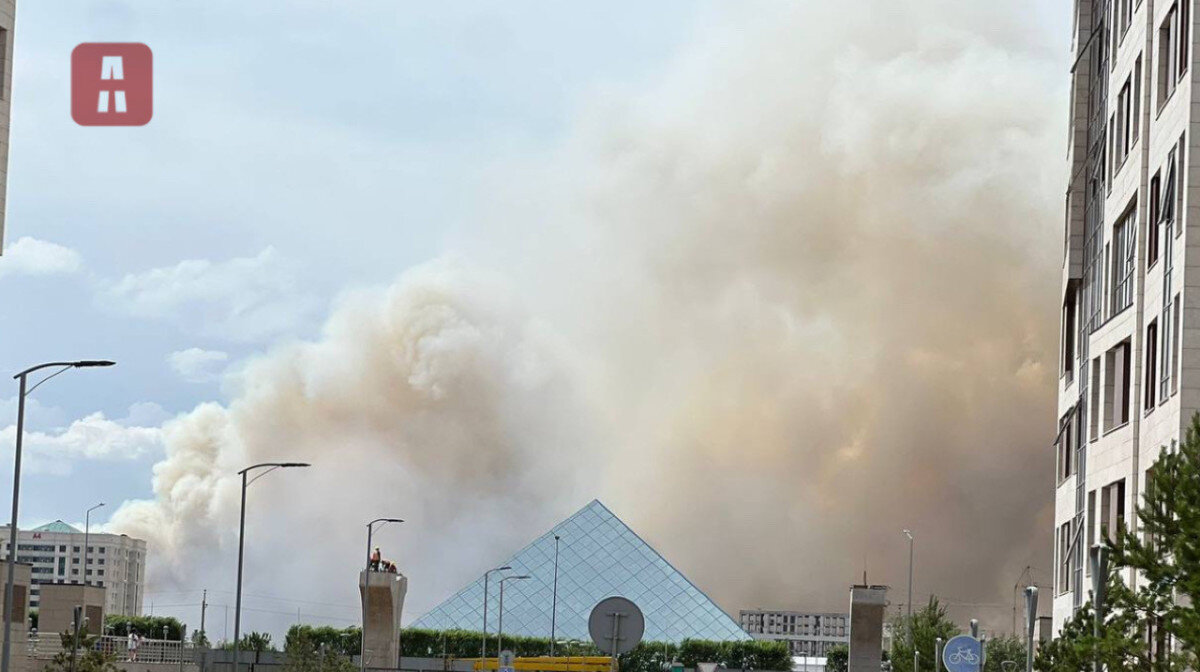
left=497, top=575, right=530, bottom=653
left=232, top=462, right=310, bottom=672
left=361, top=517, right=402, bottom=672
left=481, top=566, right=512, bottom=658
left=550, top=535, right=561, bottom=656
left=902, top=529, right=914, bottom=647
left=2, top=360, right=114, bottom=672
left=83, top=503, right=105, bottom=586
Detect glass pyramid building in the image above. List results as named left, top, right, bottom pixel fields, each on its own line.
left=411, top=500, right=749, bottom=643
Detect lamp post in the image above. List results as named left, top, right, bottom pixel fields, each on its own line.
left=2, top=360, right=114, bottom=672
left=902, top=530, right=914, bottom=647
left=83, top=503, right=105, bottom=586
left=232, top=462, right=310, bottom=672
left=361, top=517, right=403, bottom=672
left=497, top=575, right=530, bottom=654
left=481, top=566, right=511, bottom=658
left=550, top=535, right=560, bottom=656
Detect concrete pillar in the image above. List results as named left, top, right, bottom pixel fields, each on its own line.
left=359, top=570, right=407, bottom=670
left=848, top=585, right=888, bottom=672
left=37, top=584, right=105, bottom=637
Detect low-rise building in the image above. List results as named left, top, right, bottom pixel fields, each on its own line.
left=739, top=609, right=849, bottom=657
left=0, top=521, right=146, bottom=617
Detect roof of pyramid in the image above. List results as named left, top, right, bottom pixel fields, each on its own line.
left=32, top=520, right=82, bottom=534
left=410, top=499, right=749, bottom=643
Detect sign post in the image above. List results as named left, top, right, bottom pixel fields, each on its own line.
left=942, top=634, right=982, bottom=672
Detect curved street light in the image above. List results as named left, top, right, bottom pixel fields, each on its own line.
left=2, top=360, right=115, bottom=672
left=902, top=529, right=914, bottom=647
left=481, top=565, right=512, bottom=658
left=362, top=517, right=403, bottom=672
left=83, top=503, right=105, bottom=586
left=232, top=462, right=310, bottom=672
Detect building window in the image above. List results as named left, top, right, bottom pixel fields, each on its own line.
left=1091, top=357, right=1102, bottom=438
left=1146, top=321, right=1159, bottom=410
left=1058, top=411, right=1075, bottom=481
left=1133, top=54, right=1142, bottom=144
left=1149, top=171, right=1161, bottom=266
left=1171, top=294, right=1181, bottom=396
left=1101, top=479, right=1128, bottom=545
left=1162, top=300, right=1174, bottom=403
left=1104, top=340, right=1132, bottom=431
left=1087, top=489, right=1097, bottom=574
left=1063, top=292, right=1077, bottom=379
left=1116, top=78, right=1133, bottom=167
left=1111, top=204, right=1136, bottom=314
left=1181, top=1, right=1191, bottom=80
left=1160, top=5, right=1181, bottom=107
left=1058, top=522, right=1072, bottom=594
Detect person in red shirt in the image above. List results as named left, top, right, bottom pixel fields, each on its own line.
left=370, top=547, right=381, bottom=571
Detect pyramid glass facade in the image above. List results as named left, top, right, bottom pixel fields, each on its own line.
left=411, top=500, right=749, bottom=643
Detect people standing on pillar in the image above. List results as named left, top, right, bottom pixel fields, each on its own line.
left=370, top=547, right=381, bottom=571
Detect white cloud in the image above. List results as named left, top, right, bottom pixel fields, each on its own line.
left=97, top=247, right=316, bottom=342
left=0, top=237, right=83, bottom=278
left=0, top=396, right=69, bottom=431
left=167, top=348, right=229, bottom=383
left=0, top=411, right=164, bottom=476
left=121, top=401, right=173, bottom=427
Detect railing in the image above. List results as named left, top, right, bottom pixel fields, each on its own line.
left=26, top=633, right=196, bottom=664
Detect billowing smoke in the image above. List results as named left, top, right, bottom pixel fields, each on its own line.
left=110, top=0, right=1065, bottom=636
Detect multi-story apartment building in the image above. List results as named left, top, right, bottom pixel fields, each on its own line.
left=0, top=521, right=147, bottom=617
left=739, top=609, right=849, bottom=657
left=1054, top=0, right=1197, bottom=631
left=0, top=0, right=13, bottom=250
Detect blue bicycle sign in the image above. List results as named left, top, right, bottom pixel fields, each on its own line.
left=942, top=635, right=982, bottom=672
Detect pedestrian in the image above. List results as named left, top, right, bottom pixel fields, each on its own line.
left=128, top=632, right=139, bottom=661
left=370, top=547, right=381, bottom=571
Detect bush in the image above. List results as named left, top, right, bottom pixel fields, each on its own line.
left=104, top=615, right=185, bottom=640
left=398, top=629, right=789, bottom=671
left=285, top=625, right=361, bottom=657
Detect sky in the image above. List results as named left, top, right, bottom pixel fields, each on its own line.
left=0, top=0, right=1073, bottom=642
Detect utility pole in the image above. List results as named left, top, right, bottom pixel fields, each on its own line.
left=200, top=590, right=208, bottom=644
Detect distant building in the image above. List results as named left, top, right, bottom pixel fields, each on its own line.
left=0, top=521, right=146, bottom=617
left=739, top=609, right=849, bottom=657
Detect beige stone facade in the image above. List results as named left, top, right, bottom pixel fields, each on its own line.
left=1055, top=0, right=1200, bottom=633
left=0, top=0, right=13, bottom=251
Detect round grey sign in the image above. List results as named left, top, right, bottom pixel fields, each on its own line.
left=588, top=597, right=645, bottom=655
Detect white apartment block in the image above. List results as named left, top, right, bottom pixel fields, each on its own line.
left=0, top=521, right=147, bottom=617
left=739, top=609, right=849, bottom=657
left=1055, top=0, right=1199, bottom=631
left=0, top=0, right=13, bottom=250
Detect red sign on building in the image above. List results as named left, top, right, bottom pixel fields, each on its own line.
left=71, top=43, right=153, bottom=126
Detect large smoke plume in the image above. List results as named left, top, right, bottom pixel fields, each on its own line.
left=110, top=0, right=1066, bottom=635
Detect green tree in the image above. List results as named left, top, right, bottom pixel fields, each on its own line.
left=243, top=631, right=275, bottom=654
left=889, top=598, right=960, bottom=672
left=1110, top=414, right=1200, bottom=666
left=40, top=630, right=120, bottom=672
left=825, top=644, right=847, bottom=672
left=284, top=631, right=355, bottom=672
left=982, top=635, right=1025, bottom=672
